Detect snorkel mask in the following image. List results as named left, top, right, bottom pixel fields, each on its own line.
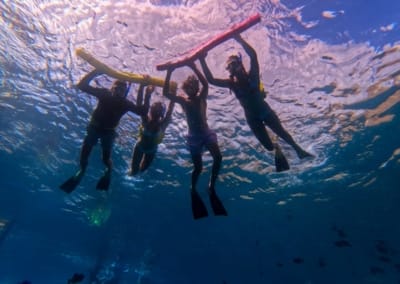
left=182, top=75, right=199, bottom=96
left=151, top=102, right=166, bottom=119
left=113, top=80, right=129, bottom=98
left=225, top=52, right=242, bottom=71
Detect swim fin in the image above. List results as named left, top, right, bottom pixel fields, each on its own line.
left=274, top=143, right=290, bottom=172
left=60, top=170, right=84, bottom=193
left=67, top=272, right=85, bottom=284
left=96, top=170, right=111, bottom=191
left=209, top=191, right=228, bottom=216
left=191, top=190, right=208, bottom=220
left=0, top=219, right=14, bottom=246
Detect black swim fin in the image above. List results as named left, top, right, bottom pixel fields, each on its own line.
left=209, top=191, right=228, bottom=216
left=274, top=143, right=290, bottom=172
left=60, top=170, right=84, bottom=193
left=96, top=170, right=111, bottom=191
left=67, top=272, right=85, bottom=284
left=191, top=190, right=208, bottom=220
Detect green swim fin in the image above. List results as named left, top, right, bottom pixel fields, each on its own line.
left=60, top=170, right=84, bottom=193
left=0, top=219, right=14, bottom=245
left=274, top=143, right=290, bottom=172
left=191, top=190, right=208, bottom=220
left=209, top=191, right=228, bottom=216
left=96, top=170, right=111, bottom=191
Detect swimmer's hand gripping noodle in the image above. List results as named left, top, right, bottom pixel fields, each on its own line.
left=156, top=13, right=261, bottom=71
left=76, top=48, right=177, bottom=94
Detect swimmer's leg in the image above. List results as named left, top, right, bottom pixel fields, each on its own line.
left=205, top=141, right=227, bottom=216
left=140, top=153, right=155, bottom=172
left=190, top=153, right=208, bottom=219
left=248, top=118, right=290, bottom=172
left=130, top=143, right=144, bottom=176
left=264, top=111, right=313, bottom=159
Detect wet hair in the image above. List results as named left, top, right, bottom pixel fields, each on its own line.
left=112, top=80, right=128, bottom=97
left=150, top=102, right=166, bottom=119
left=182, top=75, right=199, bottom=96
left=226, top=53, right=242, bottom=70
left=114, top=80, right=127, bottom=88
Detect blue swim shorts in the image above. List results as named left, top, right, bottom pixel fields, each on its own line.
left=186, top=129, right=218, bottom=155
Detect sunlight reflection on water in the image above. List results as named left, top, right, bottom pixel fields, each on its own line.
left=0, top=0, right=399, bottom=196
left=1, top=2, right=400, bottom=284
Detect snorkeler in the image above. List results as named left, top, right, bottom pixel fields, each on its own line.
left=200, top=34, right=313, bottom=172
left=130, top=84, right=175, bottom=175
left=60, top=69, right=145, bottom=193
left=163, top=61, right=227, bottom=219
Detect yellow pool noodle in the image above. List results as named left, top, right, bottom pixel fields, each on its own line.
left=76, top=48, right=177, bottom=93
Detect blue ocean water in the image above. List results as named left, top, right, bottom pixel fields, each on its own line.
left=0, top=0, right=399, bottom=283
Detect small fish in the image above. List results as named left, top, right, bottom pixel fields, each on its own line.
left=68, top=273, right=85, bottom=284
left=378, top=256, right=391, bottom=263
left=293, top=257, right=304, bottom=264
left=286, top=212, right=293, bottom=221
left=375, top=240, right=389, bottom=255
left=394, top=263, right=400, bottom=272
left=334, top=240, right=351, bottom=247
left=370, top=266, right=384, bottom=275
left=318, top=257, right=327, bottom=268
left=336, top=229, right=347, bottom=238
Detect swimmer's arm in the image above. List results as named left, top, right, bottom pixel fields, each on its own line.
left=143, top=86, right=155, bottom=122
left=163, top=68, right=186, bottom=105
left=143, top=86, right=154, bottom=108
left=188, top=61, right=208, bottom=99
left=199, top=56, right=230, bottom=88
left=161, top=101, right=175, bottom=131
left=126, top=100, right=145, bottom=116
left=136, top=83, right=145, bottom=106
left=77, top=69, right=107, bottom=98
left=137, top=75, right=153, bottom=106
left=234, top=34, right=260, bottom=80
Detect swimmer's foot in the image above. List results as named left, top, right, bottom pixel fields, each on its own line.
left=191, top=190, right=208, bottom=220
left=274, top=143, right=290, bottom=172
left=297, top=148, right=314, bottom=159
left=208, top=187, right=228, bottom=216
left=60, top=169, right=84, bottom=194
left=96, top=169, right=111, bottom=191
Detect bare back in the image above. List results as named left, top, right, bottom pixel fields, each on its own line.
left=180, top=95, right=209, bottom=135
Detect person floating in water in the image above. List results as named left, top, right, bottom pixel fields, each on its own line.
left=200, top=34, right=313, bottom=172
left=163, top=61, right=227, bottom=219
left=130, top=84, right=175, bottom=175
left=60, top=69, right=145, bottom=193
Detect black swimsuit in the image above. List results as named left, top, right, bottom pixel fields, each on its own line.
left=230, top=78, right=274, bottom=121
